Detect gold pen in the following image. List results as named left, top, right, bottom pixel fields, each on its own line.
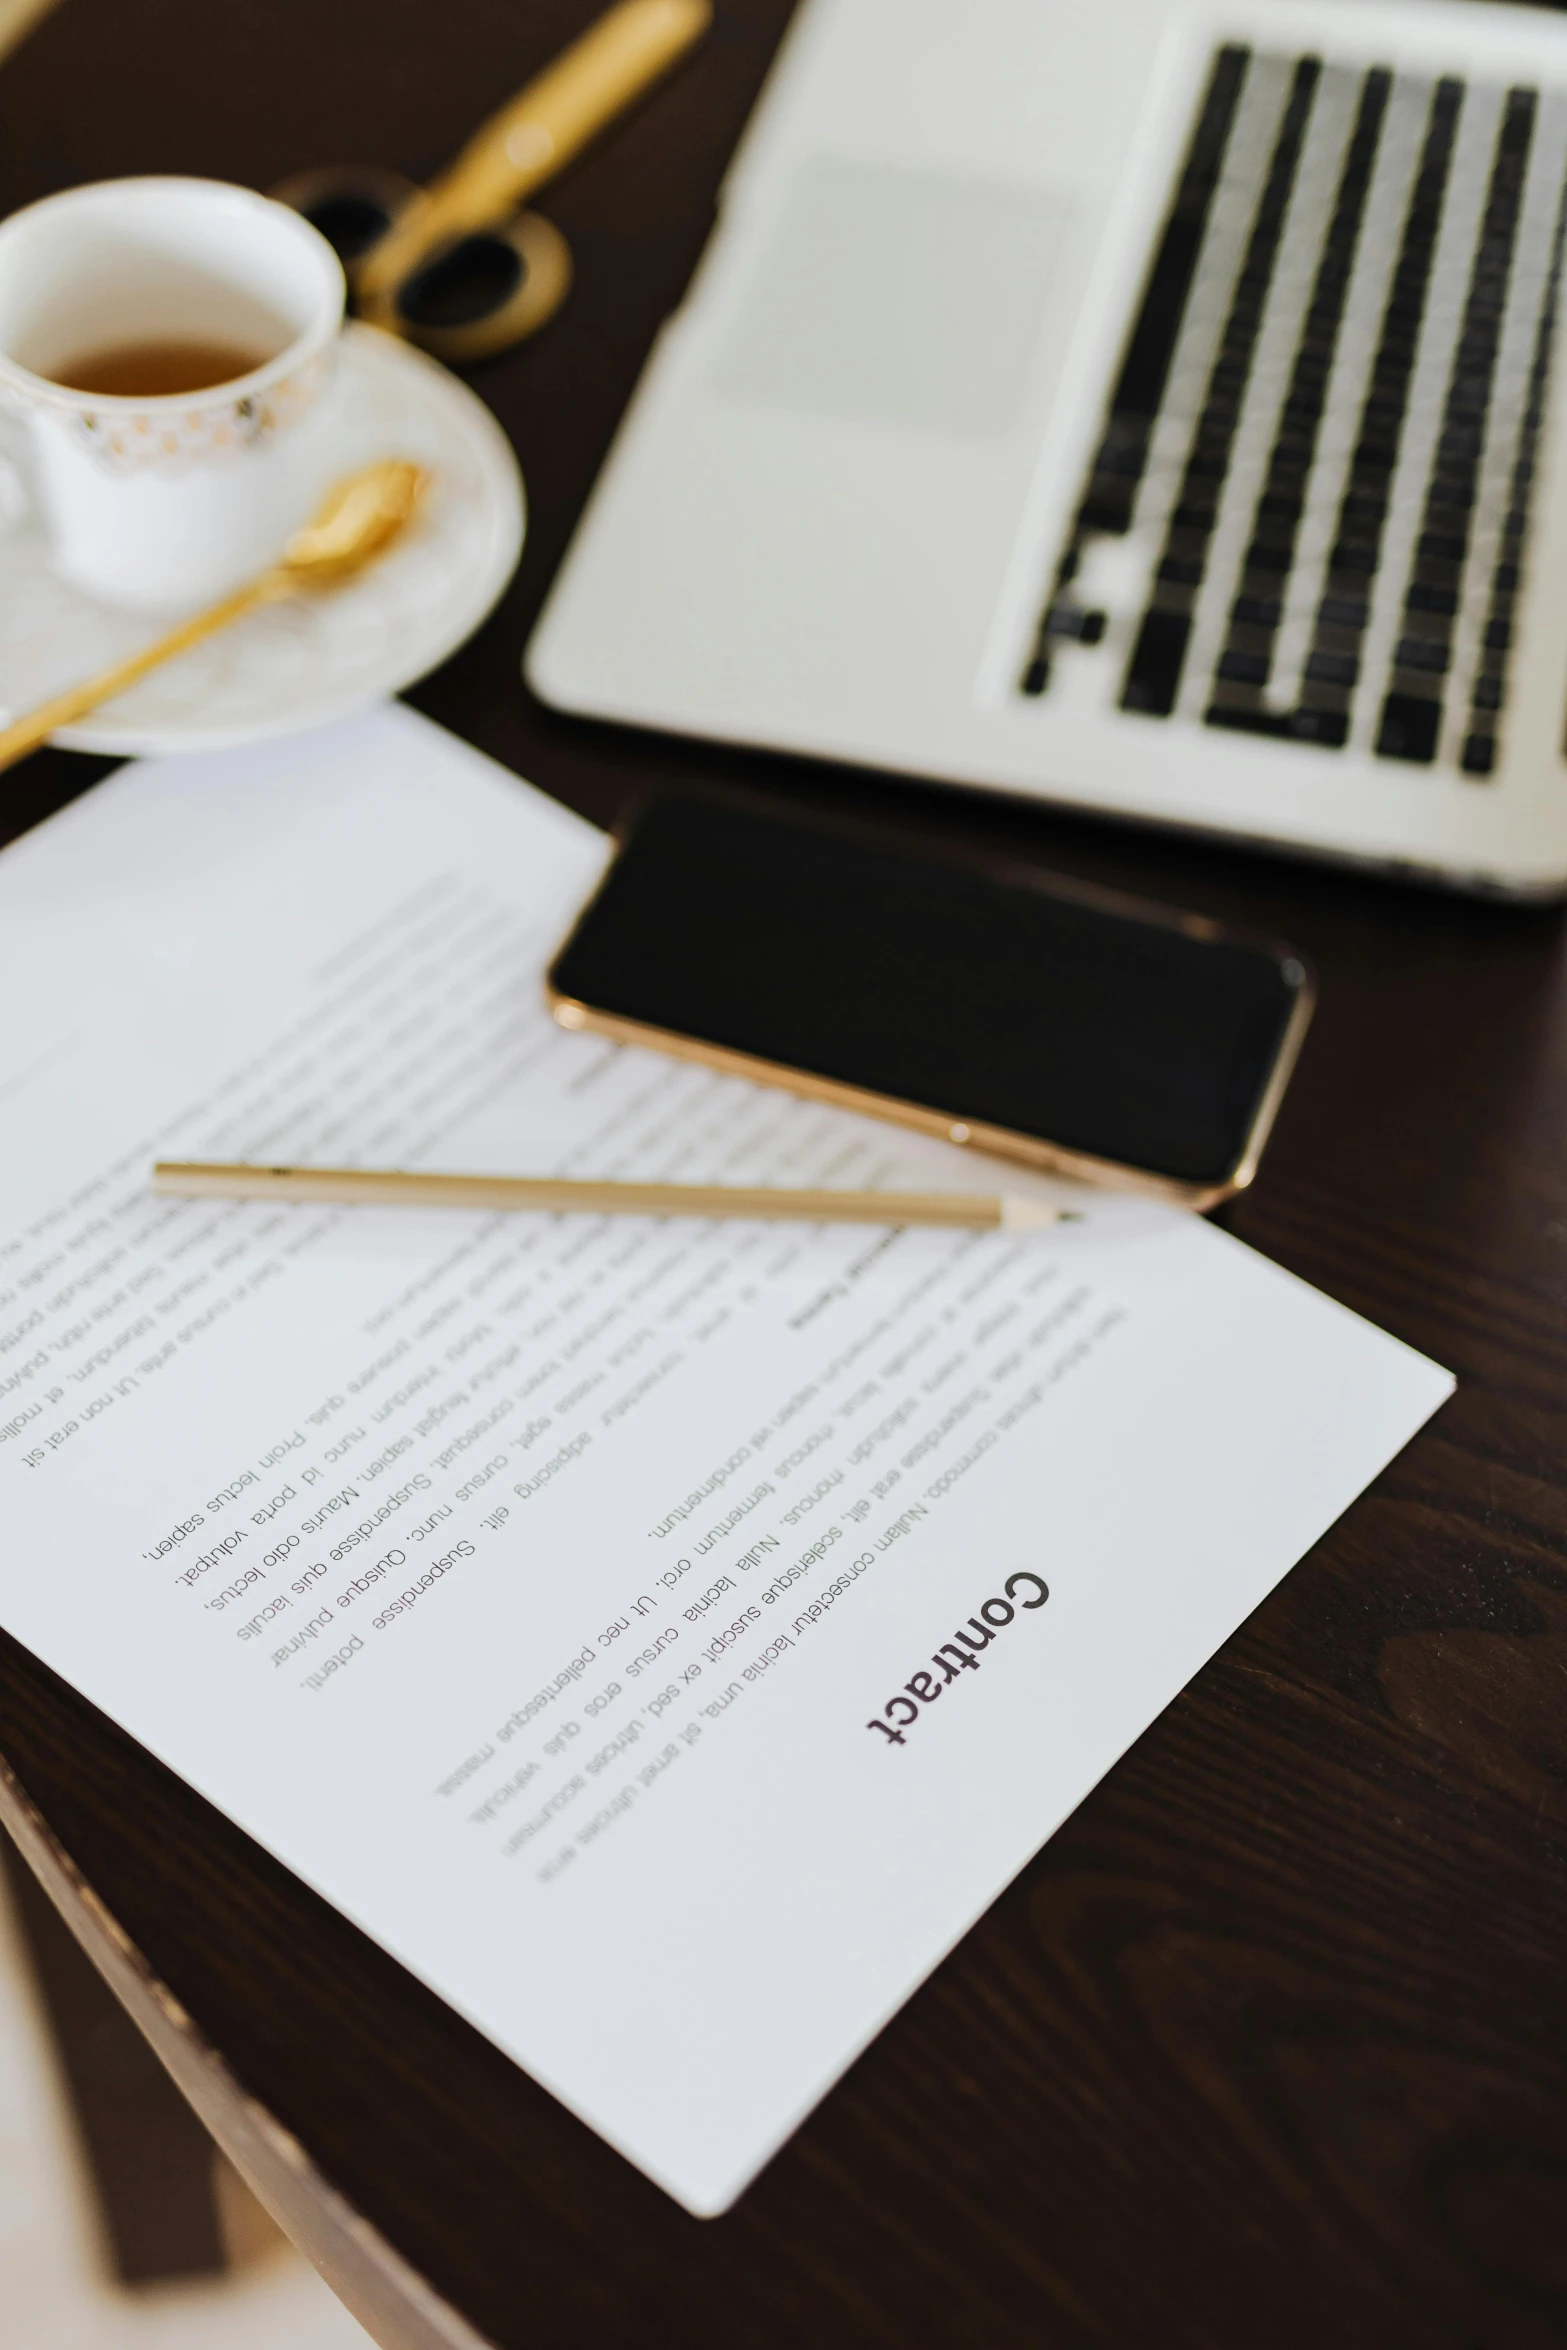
left=151, top=1161, right=1069, bottom=1232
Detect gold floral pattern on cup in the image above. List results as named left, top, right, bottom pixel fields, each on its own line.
left=64, top=346, right=336, bottom=475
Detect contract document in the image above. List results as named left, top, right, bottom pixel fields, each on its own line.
left=0, top=706, right=1452, bottom=2213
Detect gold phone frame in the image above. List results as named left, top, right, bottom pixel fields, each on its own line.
left=545, top=811, right=1317, bottom=1213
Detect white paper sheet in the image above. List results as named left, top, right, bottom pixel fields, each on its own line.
left=0, top=705, right=1452, bottom=2213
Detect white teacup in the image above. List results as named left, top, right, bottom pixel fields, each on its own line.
left=0, top=177, right=345, bottom=610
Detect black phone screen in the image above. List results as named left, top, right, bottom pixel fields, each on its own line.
left=549, top=797, right=1309, bottom=1188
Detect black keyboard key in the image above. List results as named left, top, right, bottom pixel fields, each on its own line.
left=1292, top=706, right=1350, bottom=744
left=1305, top=650, right=1360, bottom=686
left=1046, top=605, right=1107, bottom=644
left=1206, top=702, right=1296, bottom=737
left=1217, top=648, right=1271, bottom=684
left=1395, top=636, right=1451, bottom=673
left=1244, top=539, right=1296, bottom=572
left=1123, top=610, right=1193, bottom=715
left=1377, top=692, right=1442, bottom=760
left=1077, top=496, right=1134, bottom=535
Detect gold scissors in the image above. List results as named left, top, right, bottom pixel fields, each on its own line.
left=273, top=0, right=710, bottom=365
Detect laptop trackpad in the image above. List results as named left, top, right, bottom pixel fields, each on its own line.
left=713, top=157, right=1072, bottom=437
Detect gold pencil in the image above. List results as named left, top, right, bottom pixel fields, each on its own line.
left=150, top=1161, right=1067, bottom=1231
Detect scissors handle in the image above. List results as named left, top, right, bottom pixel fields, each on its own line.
left=357, top=0, right=710, bottom=304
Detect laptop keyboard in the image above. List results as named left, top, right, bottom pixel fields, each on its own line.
left=1020, top=46, right=1567, bottom=779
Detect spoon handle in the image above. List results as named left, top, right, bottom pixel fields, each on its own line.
left=0, top=578, right=269, bottom=772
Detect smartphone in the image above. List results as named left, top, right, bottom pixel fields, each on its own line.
left=547, top=795, right=1315, bottom=1208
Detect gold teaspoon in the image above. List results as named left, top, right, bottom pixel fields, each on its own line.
left=0, top=459, right=429, bottom=772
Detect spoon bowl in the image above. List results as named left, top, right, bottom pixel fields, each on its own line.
left=276, top=459, right=429, bottom=588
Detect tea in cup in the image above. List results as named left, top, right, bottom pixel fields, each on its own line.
left=0, top=177, right=346, bottom=609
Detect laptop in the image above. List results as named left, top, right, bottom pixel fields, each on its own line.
left=526, top=0, right=1567, bottom=895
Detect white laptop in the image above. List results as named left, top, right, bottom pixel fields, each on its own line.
left=527, top=0, right=1567, bottom=895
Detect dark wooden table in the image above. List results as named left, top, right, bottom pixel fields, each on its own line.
left=3, top=4, right=1567, bottom=2344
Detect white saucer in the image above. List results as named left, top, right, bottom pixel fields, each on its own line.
left=0, top=323, right=524, bottom=756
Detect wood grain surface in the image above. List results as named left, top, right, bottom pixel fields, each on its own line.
left=2, top=4, right=1566, bottom=2344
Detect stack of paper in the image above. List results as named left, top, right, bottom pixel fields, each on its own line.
left=0, top=706, right=1450, bottom=2212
